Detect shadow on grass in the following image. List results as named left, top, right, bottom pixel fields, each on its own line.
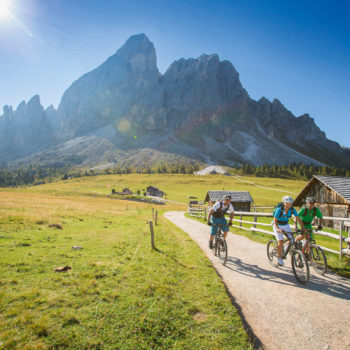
left=152, top=247, right=188, bottom=268
left=226, top=256, right=350, bottom=301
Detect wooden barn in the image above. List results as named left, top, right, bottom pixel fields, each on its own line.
left=204, top=190, right=254, bottom=212
left=293, top=175, right=350, bottom=228
left=146, top=186, right=164, bottom=198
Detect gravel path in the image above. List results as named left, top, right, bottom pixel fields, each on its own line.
left=165, top=211, right=350, bottom=350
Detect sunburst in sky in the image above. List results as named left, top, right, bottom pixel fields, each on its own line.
left=0, top=0, right=13, bottom=20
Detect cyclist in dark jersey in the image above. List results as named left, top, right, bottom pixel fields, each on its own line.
left=207, top=194, right=234, bottom=249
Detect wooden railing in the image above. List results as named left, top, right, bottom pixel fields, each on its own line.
left=187, top=205, right=209, bottom=219
left=188, top=205, right=350, bottom=259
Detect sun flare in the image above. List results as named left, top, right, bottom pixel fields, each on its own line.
left=0, top=0, right=13, bottom=20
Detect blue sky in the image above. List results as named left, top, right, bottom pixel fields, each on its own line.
left=0, top=0, right=349, bottom=146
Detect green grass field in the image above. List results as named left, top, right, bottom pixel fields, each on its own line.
left=0, top=182, right=254, bottom=349
left=8, top=173, right=305, bottom=206
left=0, top=173, right=349, bottom=348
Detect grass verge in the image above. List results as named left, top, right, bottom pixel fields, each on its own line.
left=0, top=191, right=253, bottom=349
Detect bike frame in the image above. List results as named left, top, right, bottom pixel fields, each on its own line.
left=281, top=230, right=297, bottom=258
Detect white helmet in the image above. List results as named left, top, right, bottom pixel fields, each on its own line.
left=282, top=195, right=293, bottom=204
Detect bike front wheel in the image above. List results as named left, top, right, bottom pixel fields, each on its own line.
left=217, top=238, right=227, bottom=265
left=291, top=249, right=310, bottom=284
left=309, top=244, right=327, bottom=275
left=267, top=240, right=278, bottom=266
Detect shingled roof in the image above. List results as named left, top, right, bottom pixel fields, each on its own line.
left=204, top=191, right=254, bottom=203
left=294, top=175, right=350, bottom=205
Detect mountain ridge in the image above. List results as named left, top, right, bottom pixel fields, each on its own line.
left=1, top=33, right=349, bottom=169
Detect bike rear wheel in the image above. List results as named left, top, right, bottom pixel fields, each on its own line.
left=291, top=249, right=309, bottom=284
left=267, top=240, right=278, bottom=266
left=309, top=244, right=327, bottom=275
left=217, top=238, right=227, bottom=265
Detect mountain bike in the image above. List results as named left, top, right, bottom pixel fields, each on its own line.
left=210, top=224, right=228, bottom=265
left=267, top=229, right=310, bottom=284
left=297, top=229, right=327, bottom=275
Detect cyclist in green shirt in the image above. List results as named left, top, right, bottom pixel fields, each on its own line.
left=295, top=196, right=323, bottom=244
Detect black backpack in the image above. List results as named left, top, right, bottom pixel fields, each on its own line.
left=212, top=201, right=230, bottom=218
left=302, top=206, right=317, bottom=217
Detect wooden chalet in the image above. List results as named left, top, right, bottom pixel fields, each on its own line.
left=204, top=190, right=254, bottom=212
left=114, top=187, right=133, bottom=195
left=146, top=186, right=164, bottom=198
left=293, top=175, right=350, bottom=228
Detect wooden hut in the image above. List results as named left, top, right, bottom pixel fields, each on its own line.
left=146, top=186, right=164, bottom=198
left=204, top=191, right=254, bottom=212
left=293, top=175, right=350, bottom=228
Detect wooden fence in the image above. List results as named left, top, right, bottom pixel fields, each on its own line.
left=188, top=205, right=350, bottom=259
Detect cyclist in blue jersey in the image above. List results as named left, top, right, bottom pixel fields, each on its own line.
left=273, top=196, right=306, bottom=266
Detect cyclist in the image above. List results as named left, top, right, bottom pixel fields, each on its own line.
left=273, top=195, right=306, bottom=266
left=207, top=194, right=234, bottom=249
left=295, top=196, right=323, bottom=248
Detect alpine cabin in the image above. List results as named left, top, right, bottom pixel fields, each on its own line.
left=204, top=190, right=254, bottom=212
left=293, top=175, right=350, bottom=228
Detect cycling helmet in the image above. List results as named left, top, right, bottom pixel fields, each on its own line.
left=282, top=195, right=293, bottom=204
left=306, top=196, right=316, bottom=203
left=223, top=194, right=232, bottom=200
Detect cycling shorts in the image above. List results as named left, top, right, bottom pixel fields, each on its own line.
left=273, top=223, right=292, bottom=241
left=210, top=216, right=229, bottom=236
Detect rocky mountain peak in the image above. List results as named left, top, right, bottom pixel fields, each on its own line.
left=115, top=33, right=158, bottom=72
left=27, top=95, right=44, bottom=114
left=1, top=33, right=349, bottom=169
left=16, top=101, right=26, bottom=113
left=2, top=105, right=13, bottom=118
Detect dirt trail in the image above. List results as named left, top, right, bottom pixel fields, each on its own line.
left=165, top=211, right=350, bottom=350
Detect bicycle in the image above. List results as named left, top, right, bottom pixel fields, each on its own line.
left=210, top=224, right=228, bottom=265
left=297, top=229, right=327, bottom=275
left=267, top=229, right=310, bottom=285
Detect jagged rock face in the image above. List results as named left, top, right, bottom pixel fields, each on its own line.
left=0, top=96, right=54, bottom=163
left=1, top=33, right=349, bottom=168
left=161, top=54, right=248, bottom=130
left=57, top=33, right=164, bottom=137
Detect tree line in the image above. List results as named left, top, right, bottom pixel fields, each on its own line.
left=239, top=163, right=350, bottom=179
left=0, top=162, right=349, bottom=187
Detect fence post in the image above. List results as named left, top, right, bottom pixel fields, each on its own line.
left=152, top=208, right=154, bottom=219
left=155, top=210, right=158, bottom=226
left=149, top=220, right=156, bottom=249
left=240, top=215, right=242, bottom=228
left=339, top=221, right=344, bottom=260
left=204, top=208, right=207, bottom=221
left=347, top=222, right=350, bottom=252
left=253, top=215, right=257, bottom=229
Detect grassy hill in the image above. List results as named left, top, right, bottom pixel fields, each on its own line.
left=10, top=173, right=306, bottom=206
left=0, top=173, right=348, bottom=348
left=0, top=176, right=256, bottom=350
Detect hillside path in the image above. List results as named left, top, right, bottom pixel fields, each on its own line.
left=164, top=211, right=350, bottom=350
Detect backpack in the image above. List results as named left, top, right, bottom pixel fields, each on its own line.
left=272, top=202, right=294, bottom=218
left=212, top=201, right=230, bottom=218
left=272, top=202, right=284, bottom=218
left=302, top=206, right=317, bottom=217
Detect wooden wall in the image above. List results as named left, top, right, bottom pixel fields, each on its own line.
left=233, top=202, right=251, bottom=212
left=298, top=181, right=349, bottom=229
left=311, top=182, right=347, bottom=205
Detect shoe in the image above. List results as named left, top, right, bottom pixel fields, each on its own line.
left=278, top=258, right=284, bottom=266
left=209, top=241, right=213, bottom=249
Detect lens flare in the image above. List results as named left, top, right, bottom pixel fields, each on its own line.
left=0, top=0, right=12, bottom=20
